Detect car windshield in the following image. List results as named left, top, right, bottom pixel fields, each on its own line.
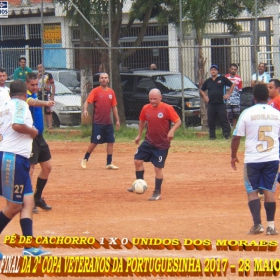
left=59, top=72, right=80, bottom=88
left=153, top=74, right=197, bottom=92
left=54, top=81, right=74, bottom=95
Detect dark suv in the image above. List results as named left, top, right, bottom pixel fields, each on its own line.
left=93, top=70, right=201, bottom=126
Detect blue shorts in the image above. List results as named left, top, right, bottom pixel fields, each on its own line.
left=0, top=152, right=33, bottom=204
left=134, top=141, right=168, bottom=168
left=91, top=123, right=115, bottom=144
left=226, top=105, right=240, bottom=120
left=244, top=161, right=279, bottom=193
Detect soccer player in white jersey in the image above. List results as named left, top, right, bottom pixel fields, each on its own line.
left=0, top=80, right=51, bottom=259
left=0, top=68, right=10, bottom=107
left=231, top=84, right=280, bottom=235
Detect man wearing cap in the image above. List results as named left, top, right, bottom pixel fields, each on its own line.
left=200, top=65, right=235, bottom=140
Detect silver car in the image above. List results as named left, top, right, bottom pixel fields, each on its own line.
left=5, top=80, right=81, bottom=127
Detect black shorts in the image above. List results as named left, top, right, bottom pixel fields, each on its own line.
left=29, top=134, right=51, bottom=165
left=134, top=141, right=169, bottom=168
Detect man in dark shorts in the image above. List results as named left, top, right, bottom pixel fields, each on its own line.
left=0, top=80, right=50, bottom=258
left=231, top=84, right=280, bottom=235
left=200, top=65, right=235, bottom=140
left=127, top=88, right=181, bottom=201
left=81, top=72, right=120, bottom=169
left=26, top=73, right=55, bottom=213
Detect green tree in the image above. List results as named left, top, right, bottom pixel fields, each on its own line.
left=55, top=0, right=164, bottom=125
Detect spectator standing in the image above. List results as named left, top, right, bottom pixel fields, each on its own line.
left=81, top=72, right=120, bottom=170
left=251, top=63, right=271, bottom=87
left=150, top=64, right=157, bottom=70
left=126, top=88, right=181, bottom=201
left=225, top=63, right=243, bottom=130
left=37, top=64, right=55, bottom=129
left=200, top=65, right=235, bottom=140
left=231, top=84, right=280, bottom=235
left=13, top=57, right=32, bottom=82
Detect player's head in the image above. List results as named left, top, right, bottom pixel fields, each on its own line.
left=253, top=84, right=269, bottom=103
left=229, top=63, right=238, bottom=75
left=0, top=68, right=7, bottom=87
left=99, top=72, right=109, bottom=87
left=268, top=79, right=280, bottom=98
left=37, top=64, right=44, bottom=73
left=26, top=73, right=39, bottom=93
left=10, top=80, right=27, bottom=98
left=149, top=88, right=162, bottom=107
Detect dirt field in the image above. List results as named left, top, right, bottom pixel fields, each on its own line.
left=0, top=140, right=279, bottom=279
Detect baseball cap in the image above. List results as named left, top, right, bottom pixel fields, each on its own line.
left=210, top=64, right=218, bottom=70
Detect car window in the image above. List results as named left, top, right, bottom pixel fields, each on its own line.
left=121, top=75, right=134, bottom=91
left=54, top=81, right=74, bottom=95
left=59, top=72, right=80, bottom=88
left=154, top=74, right=197, bottom=92
left=136, top=77, right=155, bottom=93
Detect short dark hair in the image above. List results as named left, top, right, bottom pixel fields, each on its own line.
left=19, top=57, right=26, bottom=62
left=229, top=63, right=238, bottom=69
left=0, top=68, right=6, bottom=73
left=10, top=80, right=27, bottom=98
left=269, top=78, right=280, bottom=88
left=26, top=72, right=38, bottom=82
left=253, top=84, right=269, bottom=102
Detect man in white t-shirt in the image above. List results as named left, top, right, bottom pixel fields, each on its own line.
left=251, top=63, right=271, bottom=87
left=0, top=68, right=10, bottom=107
left=231, top=84, right=280, bottom=235
left=0, top=80, right=51, bottom=259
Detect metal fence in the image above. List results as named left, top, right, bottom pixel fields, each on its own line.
left=1, top=1, right=279, bottom=127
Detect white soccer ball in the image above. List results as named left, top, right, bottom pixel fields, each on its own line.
left=132, top=179, right=148, bottom=194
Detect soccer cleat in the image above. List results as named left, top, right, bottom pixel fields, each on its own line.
left=127, top=187, right=134, bottom=193
left=81, top=159, right=87, bottom=169
left=35, top=198, right=52, bottom=211
left=248, top=224, right=264, bottom=234
left=0, top=252, right=3, bottom=260
left=106, top=164, right=119, bottom=170
left=148, top=191, right=161, bottom=201
left=33, top=207, right=39, bottom=214
left=266, top=227, right=279, bottom=235
left=22, top=247, right=51, bottom=257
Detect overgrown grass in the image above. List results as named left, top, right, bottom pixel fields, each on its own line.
left=43, top=124, right=245, bottom=153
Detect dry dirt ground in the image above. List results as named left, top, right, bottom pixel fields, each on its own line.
left=0, top=140, right=279, bottom=280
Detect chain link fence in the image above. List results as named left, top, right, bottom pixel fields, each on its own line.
left=1, top=1, right=279, bottom=127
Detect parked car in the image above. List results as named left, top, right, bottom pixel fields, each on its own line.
left=5, top=80, right=81, bottom=127
left=93, top=70, right=201, bottom=126
left=240, top=86, right=254, bottom=112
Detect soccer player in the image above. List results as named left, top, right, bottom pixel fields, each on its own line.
left=0, top=80, right=51, bottom=259
left=81, top=72, right=120, bottom=170
left=231, top=84, right=280, bottom=235
left=26, top=73, right=55, bottom=213
left=0, top=68, right=10, bottom=107
left=127, top=88, right=181, bottom=201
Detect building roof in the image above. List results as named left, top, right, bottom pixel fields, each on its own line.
left=8, top=3, right=55, bottom=17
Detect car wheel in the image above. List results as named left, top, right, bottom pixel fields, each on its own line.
left=52, top=112, right=60, bottom=128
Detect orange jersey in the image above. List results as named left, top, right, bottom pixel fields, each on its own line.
left=87, top=86, right=117, bottom=124
left=139, top=102, right=180, bottom=149
left=268, top=95, right=280, bottom=111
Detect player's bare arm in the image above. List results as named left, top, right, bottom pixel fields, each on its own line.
left=27, top=98, right=55, bottom=107
left=231, top=136, right=241, bottom=170
left=167, top=119, right=182, bottom=140
left=83, top=100, right=89, bottom=118
left=12, top=124, right=38, bottom=139
left=112, top=106, right=120, bottom=130
left=135, top=121, right=145, bottom=144
left=200, top=89, right=209, bottom=103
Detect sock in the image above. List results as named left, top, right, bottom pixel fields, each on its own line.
left=267, top=221, right=275, bottom=229
left=0, top=212, right=11, bottom=233
left=264, top=202, right=276, bottom=222
left=248, top=199, right=261, bottom=225
left=34, top=178, right=47, bottom=201
left=155, top=178, right=163, bottom=192
left=136, top=171, right=144, bottom=179
left=20, top=218, right=33, bottom=250
left=84, top=152, right=91, bottom=161
left=107, top=154, right=112, bottom=165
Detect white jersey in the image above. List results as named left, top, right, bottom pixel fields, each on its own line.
left=0, top=98, right=33, bottom=158
left=233, top=104, right=280, bottom=163
left=0, top=86, right=10, bottom=107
